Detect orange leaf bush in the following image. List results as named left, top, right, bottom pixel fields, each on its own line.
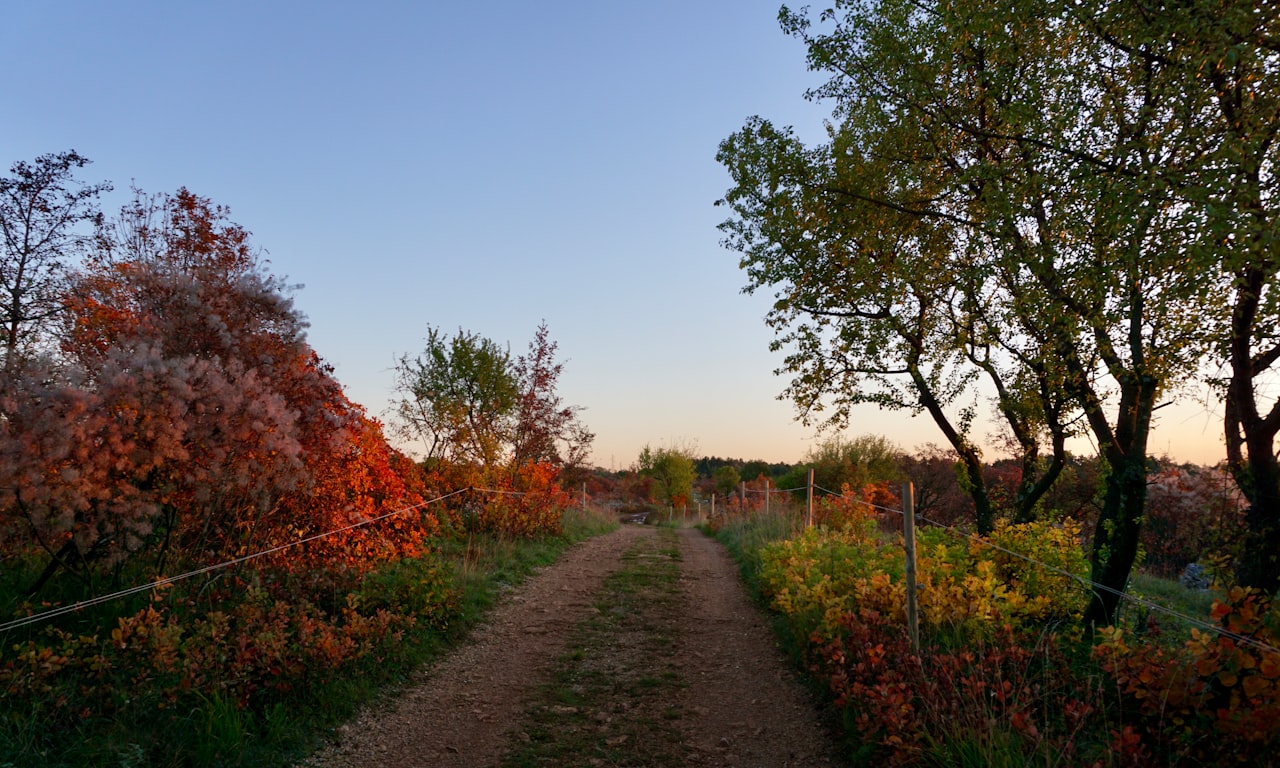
left=1095, top=587, right=1280, bottom=763
left=474, top=461, right=569, bottom=538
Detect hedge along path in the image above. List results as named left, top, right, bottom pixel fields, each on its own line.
left=300, top=524, right=841, bottom=768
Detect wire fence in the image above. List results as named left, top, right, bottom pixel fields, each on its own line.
left=0, top=483, right=558, bottom=635
left=791, top=481, right=1280, bottom=657
left=6, top=475, right=1276, bottom=658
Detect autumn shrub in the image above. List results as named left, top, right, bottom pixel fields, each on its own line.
left=1, top=547, right=464, bottom=766
left=268, top=411, right=438, bottom=574
left=1094, top=586, right=1280, bottom=765
left=979, top=518, right=1090, bottom=627
left=474, top=461, right=569, bottom=538
left=814, top=608, right=1105, bottom=766
left=757, top=516, right=1089, bottom=646
left=749, top=514, right=1116, bottom=764
left=741, top=506, right=1280, bottom=766
left=2, top=586, right=417, bottom=722
left=355, top=552, right=459, bottom=630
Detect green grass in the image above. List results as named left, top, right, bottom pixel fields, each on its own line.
left=0, top=507, right=620, bottom=768
left=1121, top=570, right=1224, bottom=642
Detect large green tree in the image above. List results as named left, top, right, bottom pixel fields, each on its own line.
left=720, top=0, right=1208, bottom=623
left=1138, top=0, right=1280, bottom=594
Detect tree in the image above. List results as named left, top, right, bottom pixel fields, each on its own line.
left=812, top=434, right=901, bottom=493
left=712, top=464, right=742, bottom=498
left=0, top=151, right=109, bottom=381
left=718, top=109, right=1072, bottom=535
left=392, top=322, right=594, bottom=489
left=720, top=1, right=1207, bottom=623
left=1145, top=0, right=1280, bottom=594
left=512, top=321, right=595, bottom=475
left=636, top=444, right=697, bottom=508
left=1, top=186, right=426, bottom=589
left=392, top=327, right=518, bottom=468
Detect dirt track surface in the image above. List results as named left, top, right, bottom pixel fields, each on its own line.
left=300, top=524, right=841, bottom=768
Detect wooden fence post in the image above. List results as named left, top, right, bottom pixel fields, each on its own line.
left=903, top=481, right=920, bottom=652
left=806, top=468, right=815, bottom=528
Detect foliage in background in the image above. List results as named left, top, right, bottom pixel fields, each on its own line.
left=635, top=443, right=698, bottom=508
left=1141, top=465, right=1247, bottom=579
left=776, top=434, right=902, bottom=504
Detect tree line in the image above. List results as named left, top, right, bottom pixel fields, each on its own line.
left=717, top=0, right=1279, bottom=624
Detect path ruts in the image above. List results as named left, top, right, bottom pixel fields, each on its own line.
left=300, top=525, right=841, bottom=767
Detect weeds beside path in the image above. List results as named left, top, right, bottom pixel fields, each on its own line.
left=300, top=525, right=841, bottom=767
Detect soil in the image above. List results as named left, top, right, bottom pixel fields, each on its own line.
left=299, top=524, right=843, bottom=767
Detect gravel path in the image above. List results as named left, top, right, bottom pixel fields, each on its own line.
left=671, top=528, right=841, bottom=767
left=300, top=524, right=841, bottom=767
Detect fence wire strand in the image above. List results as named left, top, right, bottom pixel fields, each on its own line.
left=805, top=484, right=1280, bottom=657
left=1, top=487, right=480, bottom=634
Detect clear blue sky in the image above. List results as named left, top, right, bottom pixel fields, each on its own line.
left=4, top=1, right=1225, bottom=468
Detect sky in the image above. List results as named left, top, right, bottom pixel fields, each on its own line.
left=4, top=1, right=1228, bottom=469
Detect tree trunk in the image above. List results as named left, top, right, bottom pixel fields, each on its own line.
left=1082, top=373, right=1157, bottom=627
left=911, top=363, right=996, bottom=534
left=1225, top=263, right=1280, bottom=595
left=1082, top=451, right=1150, bottom=626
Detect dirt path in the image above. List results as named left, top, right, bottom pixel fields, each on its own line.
left=672, top=528, right=841, bottom=767
left=300, top=524, right=842, bottom=767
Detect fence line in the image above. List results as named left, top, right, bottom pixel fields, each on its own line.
left=0, top=484, right=569, bottom=635
left=789, top=478, right=1280, bottom=657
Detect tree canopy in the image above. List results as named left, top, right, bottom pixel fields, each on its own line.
left=718, top=0, right=1270, bottom=621
left=636, top=443, right=698, bottom=508
left=0, top=151, right=110, bottom=381
left=392, top=321, right=594, bottom=478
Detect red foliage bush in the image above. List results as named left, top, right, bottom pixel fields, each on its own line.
left=1, top=545, right=462, bottom=727
left=1095, top=587, right=1280, bottom=764
left=811, top=482, right=899, bottom=530
left=475, top=461, right=569, bottom=538
left=1140, top=465, right=1246, bottom=578
left=812, top=608, right=1101, bottom=765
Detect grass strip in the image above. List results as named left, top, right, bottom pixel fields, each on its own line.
left=499, top=527, right=687, bottom=768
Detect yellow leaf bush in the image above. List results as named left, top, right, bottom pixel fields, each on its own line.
left=758, top=516, right=1088, bottom=645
